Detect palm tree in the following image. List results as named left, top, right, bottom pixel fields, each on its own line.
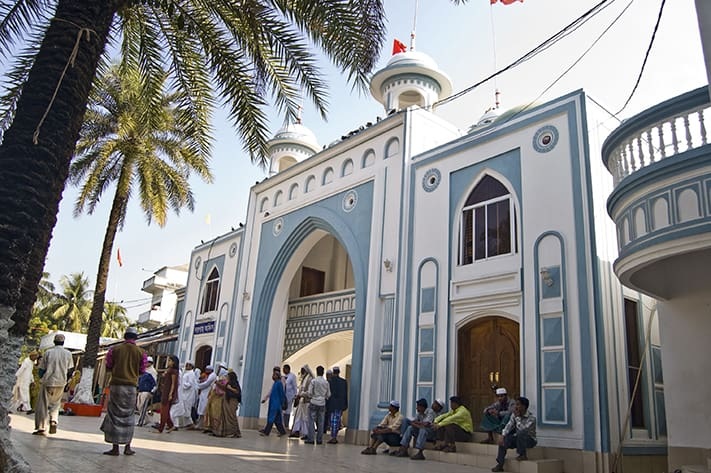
left=67, top=63, right=212, bottom=403
left=101, top=302, right=129, bottom=339
left=0, top=3, right=388, bottom=467
left=44, top=272, right=92, bottom=333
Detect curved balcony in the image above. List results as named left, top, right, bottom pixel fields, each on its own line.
left=603, top=86, right=711, bottom=300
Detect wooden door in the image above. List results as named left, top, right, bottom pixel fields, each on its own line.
left=458, top=317, right=519, bottom=430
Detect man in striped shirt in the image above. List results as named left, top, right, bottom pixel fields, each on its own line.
left=492, top=396, right=537, bottom=472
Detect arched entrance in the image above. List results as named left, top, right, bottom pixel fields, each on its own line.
left=195, top=345, right=213, bottom=372
left=458, top=317, right=520, bottom=430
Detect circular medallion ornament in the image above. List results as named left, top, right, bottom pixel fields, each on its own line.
left=194, top=256, right=202, bottom=277
left=229, top=242, right=238, bottom=258
left=272, top=217, right=284, bottom=236
left=342, top=190, right=358, bottom=213
left=533, top=125, right=559, bottom=153
left=422, top=168, right=441, bottom=192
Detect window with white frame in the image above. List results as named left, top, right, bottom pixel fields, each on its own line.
left=200, top=268, right=220, bottom=314
left=416, top=326, right=435, bottom=403
left=459, top=175, right=517, bottom=265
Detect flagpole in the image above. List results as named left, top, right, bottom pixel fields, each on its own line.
left=411, top=0, right=418, bottom=51
left=489, top=1, right=500, bottom=109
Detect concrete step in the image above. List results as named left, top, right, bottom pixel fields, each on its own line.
left=400, top=447, right=563, bottom=473
left=680, top=466, right=711, bottom=473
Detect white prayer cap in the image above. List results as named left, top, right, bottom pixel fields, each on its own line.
left=496, top=388, right=507, bottom=395
left=205, top=365, right=214, bottom=371
left=389, top=400, right=400, bottom=408
left=146, top=356, right=154, bottom=363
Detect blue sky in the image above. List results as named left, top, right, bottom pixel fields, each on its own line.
left=41, top=0, right=707, bottom=319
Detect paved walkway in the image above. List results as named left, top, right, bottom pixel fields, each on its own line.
left=9, top=413, right=493, bottom=473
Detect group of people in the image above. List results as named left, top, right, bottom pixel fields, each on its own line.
left=16, top=331, right=535, bottom=470
left=259, top=363, right=348, bottom=446
left=358, top=388, right=537, bottom=472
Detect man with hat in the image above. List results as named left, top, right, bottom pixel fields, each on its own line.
left=361, top=400, right=403, bottom=454
left=432, top=395, right=473, bottom=453
left=480, top=387, right=513, bottom=444
left=100, top=326, right=147, bottom=455
left=326, top=366, right=347, bottom=443
left=393, top=398, right=437, bottom=460
left=33, top=333, right=74, bottom=435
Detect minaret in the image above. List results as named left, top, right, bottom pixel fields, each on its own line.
left=266, top=117, right=320, bottom=176
left=369, top=45, right=452, bottom=113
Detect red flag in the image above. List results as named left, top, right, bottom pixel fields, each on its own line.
left=117, top=248, right=123, bottom=267
left=392, top=39, right=407, bottom=55
left=491, top=0, right=523, bottom=4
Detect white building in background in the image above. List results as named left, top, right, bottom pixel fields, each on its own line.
left=173, top=40, right=711, bottom=473
left=137, top=264, right=188, bottom=329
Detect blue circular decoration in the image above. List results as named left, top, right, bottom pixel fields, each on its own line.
left=342, top=190, right=358, bottom=213
left=422, top=168, right=441, bottom=192
left=229, top=242, right=238, bottom=258
left=272, top=217, right=284, bottom=236
left=533, top=125, right=559, bottom=153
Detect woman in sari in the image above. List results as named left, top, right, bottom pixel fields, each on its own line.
left=154, top=355, right=179, bottom=433
left=290, top=364, right=314, bottom=438
left=205, top=363, right=228, bottom=433
left=210, top=371, right=242, bottom=437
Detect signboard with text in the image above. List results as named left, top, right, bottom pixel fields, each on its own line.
left=194, top=321, right=215, bottom=335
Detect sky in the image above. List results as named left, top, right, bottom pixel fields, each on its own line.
left=40, top=0, right=708, bottom=320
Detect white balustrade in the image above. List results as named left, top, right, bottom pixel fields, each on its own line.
left=287, top=289, right=356, bottom=319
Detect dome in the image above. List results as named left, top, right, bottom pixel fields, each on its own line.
left=369, top=50, right=453, bottom=109
left=268, top=122, right=320, bottom=153
left=467, top=109, right=500, bottom=133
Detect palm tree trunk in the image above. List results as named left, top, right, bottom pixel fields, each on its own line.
left=0, top=1, right=122, bottom=469
left=71, top=182, right=128, bottom=405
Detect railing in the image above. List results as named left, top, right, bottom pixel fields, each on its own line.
left=287, top=288, right=356, bottom=318
left=602, top=87, right=711, bottom=186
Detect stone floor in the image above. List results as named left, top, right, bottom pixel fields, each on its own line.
left=9, top=413, right=496, bottom=473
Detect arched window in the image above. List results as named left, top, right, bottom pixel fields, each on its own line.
left=459, top=175, right=517, bottom=265
left=200, top=267, right=220, bottom=313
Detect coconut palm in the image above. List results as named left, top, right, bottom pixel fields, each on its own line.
left=101, top=302, right=130, bottom=339
left=0, top=2, right=387, bottom=467
left=67, top=63, right=212, bottom=403
left=44, top=272, right=92, bottom=333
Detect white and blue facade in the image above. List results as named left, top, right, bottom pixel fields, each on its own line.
left=174, top=49, right=688, bottom=472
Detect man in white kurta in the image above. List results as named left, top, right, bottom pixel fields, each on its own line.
left=195, top=365, right=216, bottom=429
left=12, top=352, right=38, bottom=412
left=173, top=362, right=198, bottom=428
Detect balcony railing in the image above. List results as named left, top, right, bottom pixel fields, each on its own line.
left=287, top=289, right=356, bottom=319
left=602, top=87, right=710, bottom=186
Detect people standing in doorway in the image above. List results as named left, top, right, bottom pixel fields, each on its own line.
left=33, top=334, right=74, bottom=436
left=304, top=365, right=330, bottom=445
left=100, top=327, right=147, bottom=455
left=154, top=355, right=179, bottom=433
left=290, top=365, right=314, bottom=439
left=12, top=352, right=39, bottom=412
left=327, top=366, right=347, bottom=443
left=259, top=370, right=287, bottom=436
left=480, top=387, right=513, bottom=444
left=282, top=364, right=298, bottom=430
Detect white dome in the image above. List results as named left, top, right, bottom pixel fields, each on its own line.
left=369, top=50, right=452, bottom=108
left=269, top=122, right=319, bottom=152
left=467, top=109, right=500, bottom=133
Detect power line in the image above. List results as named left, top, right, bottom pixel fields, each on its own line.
left=434, top=0, right=617, bottom=108
left=615, top=0, right=667, bottom=114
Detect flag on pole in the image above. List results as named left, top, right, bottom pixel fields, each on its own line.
left=205, top=213, right=212, bottom=225
left=491, top=0, right=523, bottom=4
left=117, top=248, right=123, bottom=267
left=392, top=39, right=407, bottom=55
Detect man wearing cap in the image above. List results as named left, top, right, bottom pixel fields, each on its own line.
left=480, top=387, right=513, bottom=444
left=361, top=400, right=403, bottom=454
left=145, top=355, right=158, bottom=383
left=327, top=366, right=347, bottom=443
left=33, top=333, right=74, bottom=435
left=393, top=398, right=437, bottom=460
left=432, top=396, right=473, bottom=453
left=101, top=327, right=147, bottom=455
left=194, top=365, right=216, bottom=431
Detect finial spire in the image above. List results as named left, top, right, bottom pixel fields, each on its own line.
left=410, top=0, right=418, bottom=51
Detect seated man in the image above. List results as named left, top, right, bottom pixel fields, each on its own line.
left=491, top=396, right=537, bottom=472
left=480, top=387, right=513, bottom=444
left=392, top=398, right=437, bottom=460
left=433, top=396, right=473, bottom=453
left=361, top=400, right=403, bottom=454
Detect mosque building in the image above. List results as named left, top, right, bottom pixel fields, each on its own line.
left=174, top=42, right=711, bottom=473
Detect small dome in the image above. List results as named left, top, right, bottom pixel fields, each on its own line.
left=370, top=50, right=452, bottom=109
left=467, top=109, right=500, bottom=133
left=269, top=122, right=319, bottom=153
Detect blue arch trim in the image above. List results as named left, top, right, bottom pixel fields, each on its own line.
left=241, top=181, right=374, bottom=428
